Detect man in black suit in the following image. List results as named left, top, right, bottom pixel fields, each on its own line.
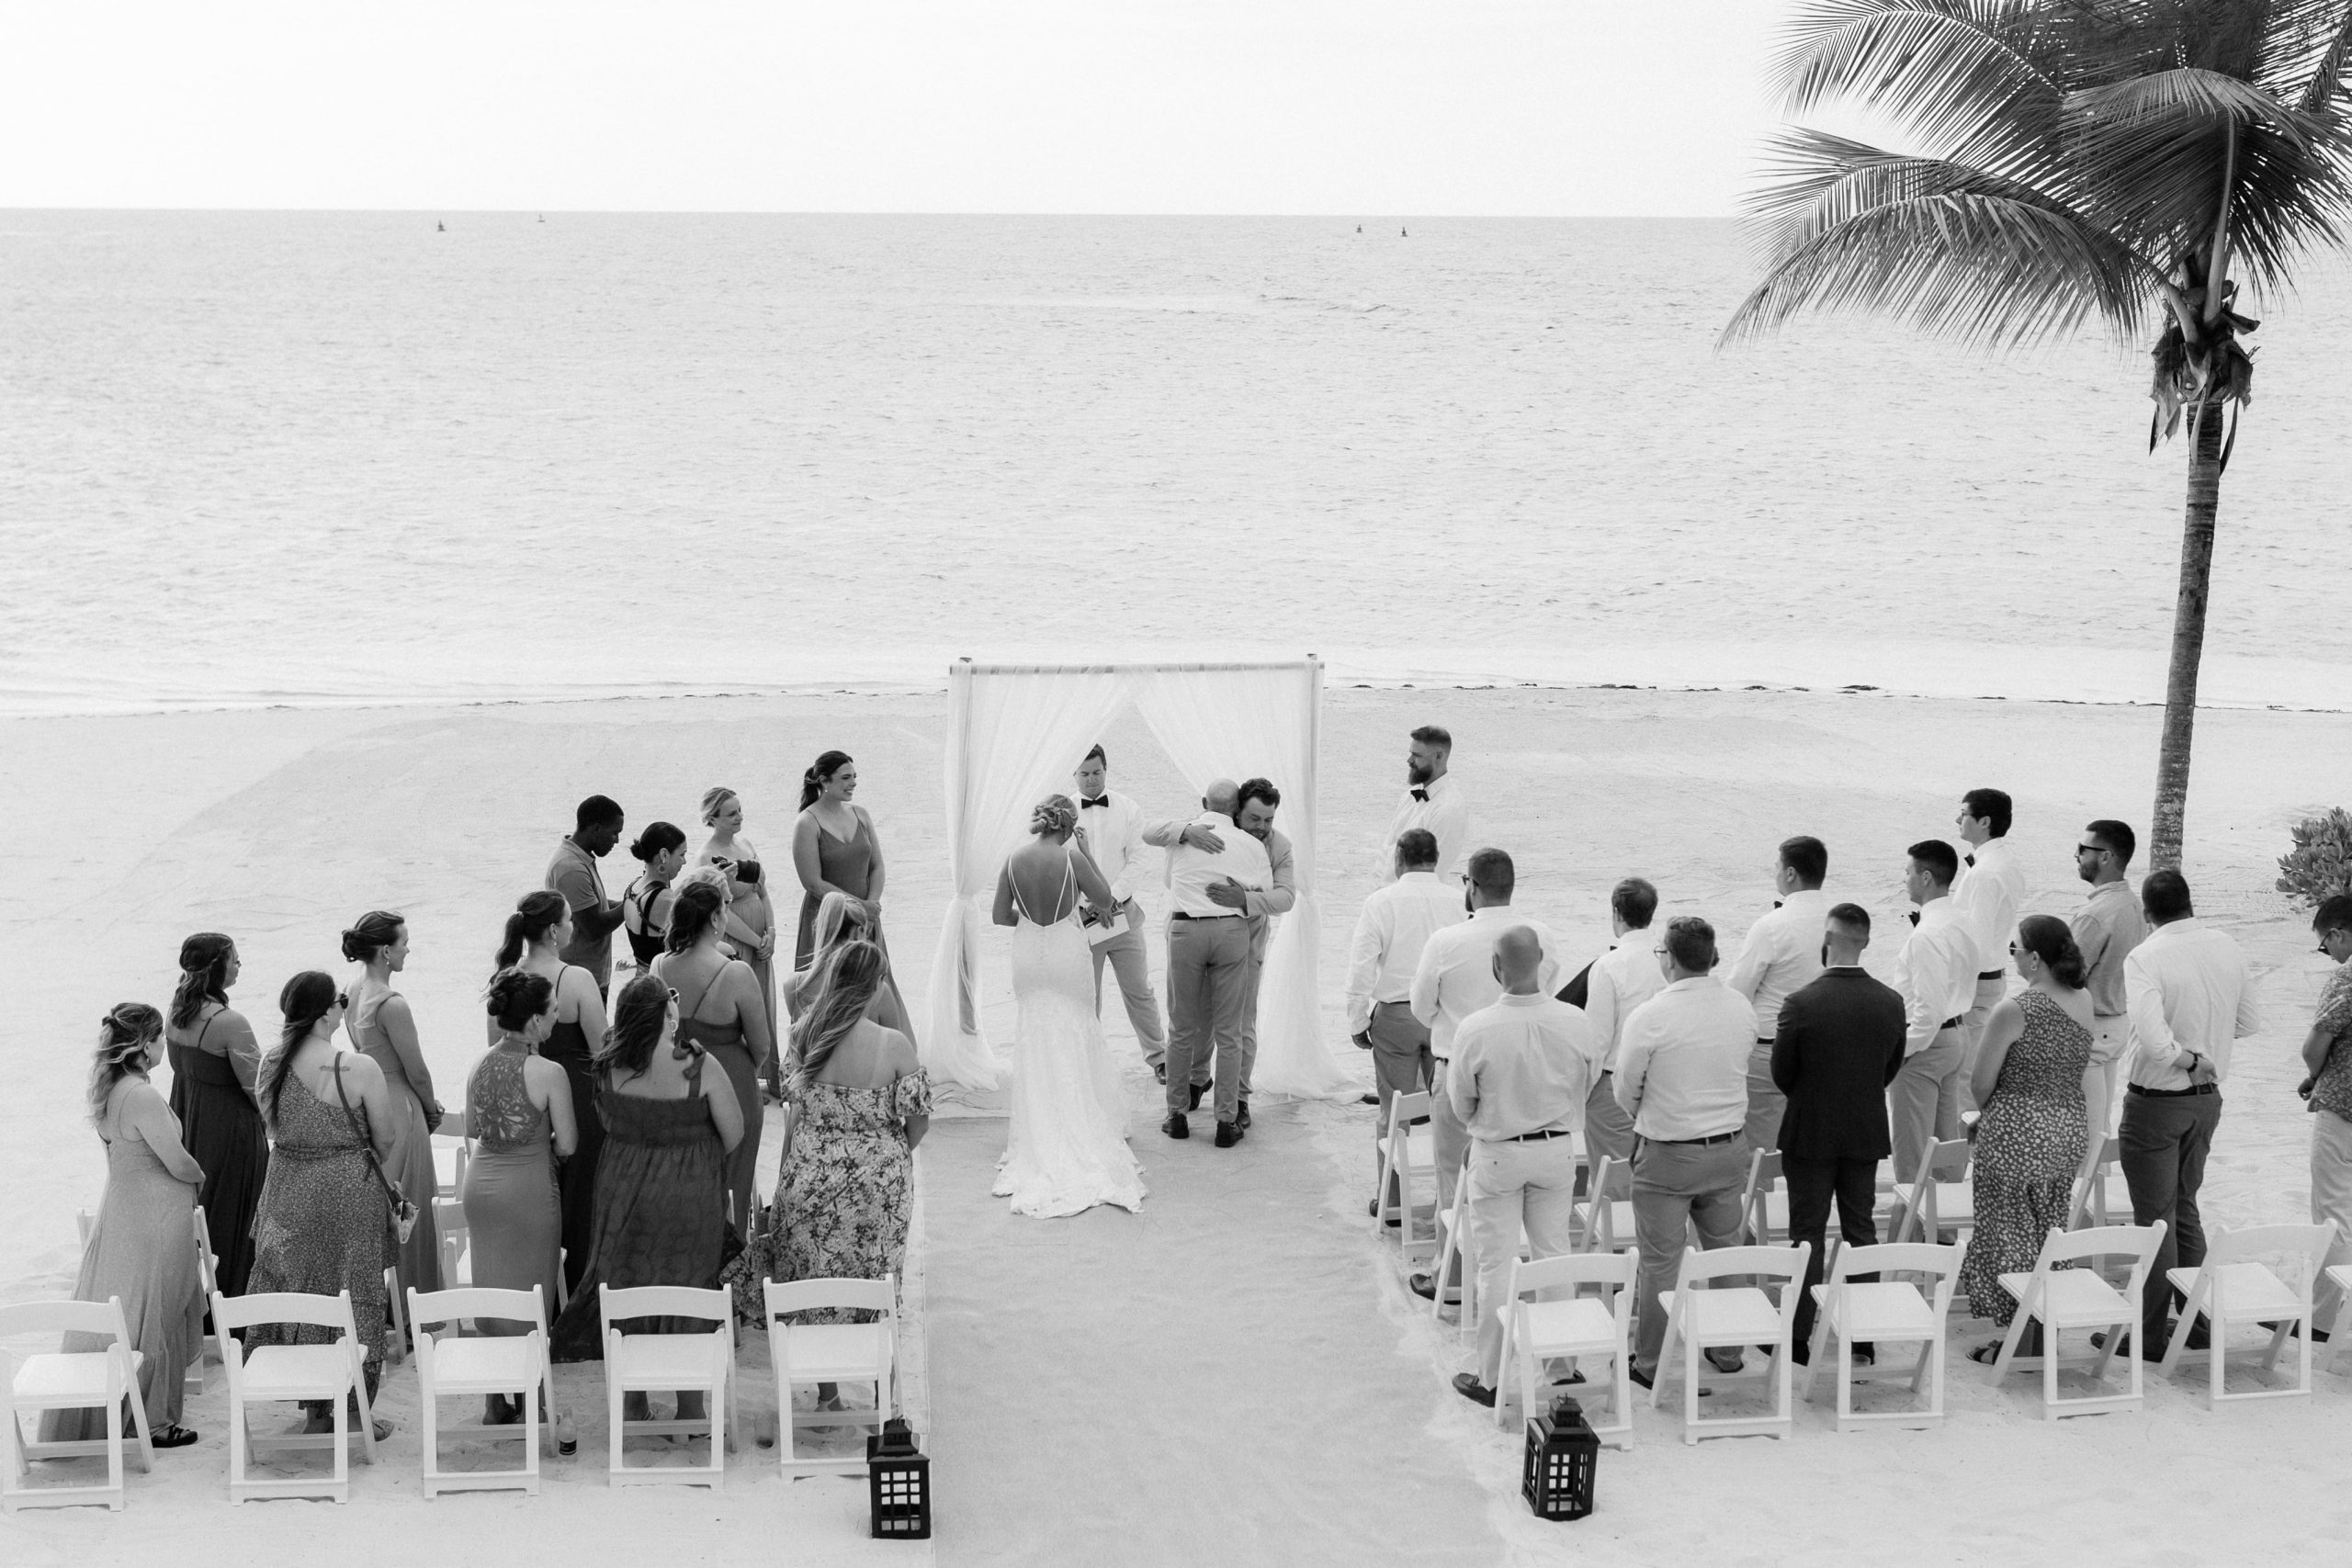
left=1772, top=901, right=1907, bottom=1359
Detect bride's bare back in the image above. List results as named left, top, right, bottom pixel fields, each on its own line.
left=993, top=836, right=1114, bottom=928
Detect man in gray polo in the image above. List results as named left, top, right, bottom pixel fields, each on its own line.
left=2068, top=818, right=2148, bottom=1144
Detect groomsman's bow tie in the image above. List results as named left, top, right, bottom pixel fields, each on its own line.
left=1964, top=852, right=1976, bottom=867
left=1409, top=787, right=1429, bottom=802
left=1080, top=796, right=1110, bottom=808
left=1908, top=909, right=1921, bottom=927
left=1772, top=900, right=1783, bottom=909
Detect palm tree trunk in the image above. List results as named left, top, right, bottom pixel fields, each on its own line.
left=2150, top=400, right=2226, bottom=871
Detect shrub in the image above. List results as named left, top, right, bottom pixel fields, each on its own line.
left=2278, top=808, right=2352, bottom=908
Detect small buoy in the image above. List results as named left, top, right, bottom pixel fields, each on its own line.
left=1400, top=227, right=1408, bottom=237
left=436, top=220, right=445, bottom=231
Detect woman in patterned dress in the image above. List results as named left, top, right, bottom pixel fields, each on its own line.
left=1962, top=915, right=2096, bottom=1358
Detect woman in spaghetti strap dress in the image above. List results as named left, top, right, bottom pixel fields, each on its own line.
left=793, top=751, right=913, bottom=1040
left=164, top=932, right=269, bottom=1300
left=550, top=975, right=743, bottom=1428
left=496, top=889, right=610, bottom=1298
left=700, top=786, right=782, bottom=1099
left=622, top=821, right=688, bottom=975
left=653, top=876, right=774, bottom=1238
left=245, top=974, right=397, bottom=1438
left=784, top=890, right=917, bottom=1038
left=1962, top=917, right=2097, bottom=1358
left=465, top=969, right=578, bottom=1429
left=43, top=1005, right=206, bottom=1449
left=343, top=911, right=441, bottom=1296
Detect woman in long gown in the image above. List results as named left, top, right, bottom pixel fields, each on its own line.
left=43, top=1004, right=205, bottom=1449
left=652, top=877, right=773, bottom=1240
left=164, top=932, right=268, bottom=1300
left=700, top=787, right=780, bottom=1097
left=792, top=750, right=912, bottom=1038
left=989, top=795, right=1147, bottom=1217
left=622, top=821, right=688, bottom=975
left=495, top=889, right=608, bottom=1299
left=245, top=973, right=398, bottom=1438
left=783, top=890, right=915, bottom=1037
left=463, top=968, right=578, bottom=1430
left=550, top=973, right=743, bottom=1427
left=1962, top=915, right=2097, bottom=1357
left=343, top=910, right=440, bottom=1299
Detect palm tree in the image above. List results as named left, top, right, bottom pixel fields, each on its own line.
left=1724, top=0, right=2352, bottom=869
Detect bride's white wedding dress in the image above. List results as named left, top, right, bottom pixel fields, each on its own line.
left=993, top=849, right=1148, bottom=1217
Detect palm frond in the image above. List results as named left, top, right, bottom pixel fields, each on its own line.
left=1743, top=126, right=2077, bottom=261
left=2070, top=65, right=2327, bottom=147
left=2291, top=0, right=2352, bottom=112
left=1774, top=0, right=2065, bottom=154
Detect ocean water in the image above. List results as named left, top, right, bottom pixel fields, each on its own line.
left=3, top=211, right=2347, bottom=716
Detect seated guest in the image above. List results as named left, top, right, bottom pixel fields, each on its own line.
left=463, top=968, right=579, bottom=1429
left=652, top=878, right=774, bottom=1238
left=1771, top=904, right=1905, bottom=1360
left=1962, top=917, right=2095, bottom=1359
left=496, top=889, right=609, bottom=1298
left=42, top=1004, right=205, bottom=1450
left=164, top=931, right=268, bottom=1300
left=622, top=821, right=689, bottom=973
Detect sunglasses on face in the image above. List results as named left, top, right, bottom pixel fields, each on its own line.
left=334, top=992, right=349, bottom=1009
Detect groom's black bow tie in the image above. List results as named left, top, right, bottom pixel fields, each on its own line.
left=1964, top=852, right=1976, bottom=867
left=1409, top=787, right=1429, bottom=802
left=1908, top=909, right=1921, bottom=927
left=1080, top=796, right=1110, bottom=808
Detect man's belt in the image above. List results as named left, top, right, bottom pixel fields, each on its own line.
left=1506, top=1127, right=1574, bottom=1143
left=2128, top=1082, right=2218, bottom=1099
left=1170, top=911, right=1240, bottom=920
left=1652, top=1131, right=1740, bottom=1146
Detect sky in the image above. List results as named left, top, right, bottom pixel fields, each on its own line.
left=1, top=2, right=1790, bottom=213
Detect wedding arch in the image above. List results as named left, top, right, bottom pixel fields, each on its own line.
left=922, top=657, right=1353, bottom=1100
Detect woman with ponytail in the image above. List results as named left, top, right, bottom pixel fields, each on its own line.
left=790, top=750, right=911, bottom=1039
left=494, top=888, right=609, bottom=1297
left=650, top=878, right=772, bottom=1243
left=245, top=972, right=399, bottom=1438
left=622, top=821, right=689, bottom=970
left=343, top=910, right=441, bottom=1293
left=163, top=931, right=270, bottom=1297
left=42, top=1005, right=205, bottom=1449
left=1961, top=915, right=2098, bottom=1356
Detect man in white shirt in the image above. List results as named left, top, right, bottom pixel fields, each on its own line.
left=1376, top=725, right=1472, bottom=885
left=1071, top=745, right=1169, bottom=1074
left=1406, top=848, right=1564, bottom=1301
left=1210, top=777, right=1295, bottom=1132
left=2119, top=870, right=2260, bottom=1356
left=1581, top=877, right=1665, bottom=1169
left=1159, top=779, right=1272, bottom=1147
left=1724, top=835, right=1829, bottom=1153
left=1950, top=788, right=2027, bottom=1112
left=1345, top=829, right=1461, bottom=1209
left=1613, top=916, right=1756, bottom=1385
left=1442, top=929, right=1603, bottom=1408
left=1888, top=840, right=1975, bottom=1181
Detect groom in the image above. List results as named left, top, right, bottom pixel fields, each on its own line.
left=1156, top=779, right=1272, bottom=1148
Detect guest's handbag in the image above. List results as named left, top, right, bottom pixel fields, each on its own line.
left=333, top=1063, right=421, bottom=1245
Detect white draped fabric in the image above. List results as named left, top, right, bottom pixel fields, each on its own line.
left=923, top=659, right=1354, bottom=1100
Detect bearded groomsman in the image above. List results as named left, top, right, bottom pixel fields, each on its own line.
left=1376, top=725, right=1471, bottom=885
left=1070, top=745, right=1172, bottom=1076
left=1204, top=777, right=1295, bottom=1131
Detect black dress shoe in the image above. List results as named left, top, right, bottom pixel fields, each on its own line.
left=151, top=1424, right=200, bottom=1450
left=1215, top=1120, right=1243, bottom=1148
left=1162, top=1112, right=1190, bottom=1140
left=1408, top=1273, right=1438, bottom=1301
left=1359, top=1091, right=1380, bottom=1105
left=2088, top=1328, right=2171, bottom=1361
left=1155, top=1064, right=1169, bottom=1086
left=1188, top=1080, right=1210, bottom=1111
left=1627, top=1362, right=1655, bottom=1390
left=1237, top=1100, right=1251, bottom=1130
left=1451, top=1373, right=1496, bottom=1407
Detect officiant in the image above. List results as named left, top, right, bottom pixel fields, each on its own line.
left=1071, top=745, right=1170, bottom=1076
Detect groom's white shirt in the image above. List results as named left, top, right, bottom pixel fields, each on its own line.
left=1166, top=811, right=1272, bottom=919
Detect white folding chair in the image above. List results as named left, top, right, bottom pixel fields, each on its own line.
left=189, top=1208, right=222, bottom=1396
left=1428, top=1155, right=1518, bottom=1327
left=1649, top=1243, right=1810, bottom=1443
left=1738, top=1148, right=1789, bottom=1247
left=762, top=1276, right=898, bottom=1478
left=2065, top=1136, right=2126, bottom=1231
left=2326, top=1265, right=2352, bottom=1374
left=2159, top=1222, right=2335, bottom=1405
left=212, top=1289, right=379, bottom=1503
left=74, top=1211, right=94, bottom=1247
left=432, top=1133, right=472, bottom=1194
left=1571, top=1154, right=1636, bottom=1255
left=1986, top=1222, right=2166, bottom=1419
left=1887, top=1137, right=1974, bottom=1245
left=382, top=1265, right=410, bottom=1365
left=1802, top=1241, right=1960, bottom=1431
left=408, top=1286, right=557, bottom=1497
left=1492, top=1251, right=1635, bottom=1447
left=1377, top=1091, right=1438, bottom=1262
left=434, top=1200, right=471, bottom=1292
left=0, top=1298, right=155, bottom=1513
left=601, top=1284, right=736, bottom=1489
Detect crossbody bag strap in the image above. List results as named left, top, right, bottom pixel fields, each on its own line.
left=330, top=1058, right=409, bottom=1213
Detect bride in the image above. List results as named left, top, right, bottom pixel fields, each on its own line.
left=989, top=795, right=1147, bottom=1217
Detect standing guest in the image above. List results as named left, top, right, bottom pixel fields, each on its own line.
left=548, top=795, right=628, bottom=995
left=1889, top=840, right=1974, bottom=1182
left=1207, top=777, right=1295, bottom=1131
left=2299, top=895, right=2352, bottom=1333
left=2068, top=818, right=2148, bottom=1143
left=1406, top=848, right=1564, bottom=1299
left=550, top=975, right=743, bottom=1428
left=1725, top=837, right=1830, bottom=1153
left=1376, top=725, right=1471, bottom=885
left=1951, top=788, right=2027, bottom=1111
left=1960, top=917, right=2096, bottom=1359
left=41, top=1005, right=205, bottom=1449
left=1615, top=917, right=1757, bottom=1387
left=496, top=890, right=609, bottom=1297
left=785, top=889, right=917, bottom=1036
left=244, top=974, right=397, bottom=1438
left=701, top=786, right=780, bottom=1099
left=1070, top=744, right=1170, bottom=1074
left=1772, top=904, right=1905, bottom=1359
left=1159, top=780, right=1272, bottom=1146
left=164, top=932, right=268, bottom=1299
left=654, top=878, right=775, bottom=1237
left=463, top=969, right=578, bottom=1429
left=1443, top=930, right=1604, bottom=1407
left=1345, top=829, right=1461, bottom=1214
left=2118, top=870, right=2258, bottom=1358
left=1581, top=878, right=1666, bottom=1170
left=343, top=910, right=440, bottom=1295
left=793, top=751, right=912, bottom=1035
left=621, top=821, right=689, bottom=974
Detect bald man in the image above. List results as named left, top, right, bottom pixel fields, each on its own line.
left=1442, top=926, right=1604, bottom=1407
left=1158, top=777, right=1272, bottom=1145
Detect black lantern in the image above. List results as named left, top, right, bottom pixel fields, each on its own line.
left=867, top=1417, right=932, bottom=1540
left=1522, top=1395, right=1599, bottom=1521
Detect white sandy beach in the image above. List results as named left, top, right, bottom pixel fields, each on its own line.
left=4, top=682, right=2348, bottom=1565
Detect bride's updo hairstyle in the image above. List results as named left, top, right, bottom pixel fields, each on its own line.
left=665, top=878, right=728, bottom=954
left=1030, top=795, right=1077, bottom=838
left=341, top=909, right=404, bottom=964
left=788, top=941, right=887, bottom=1097
left=2015, top=914, right=2089, bottom=989
left=799, top=750, right=854, bottom=811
